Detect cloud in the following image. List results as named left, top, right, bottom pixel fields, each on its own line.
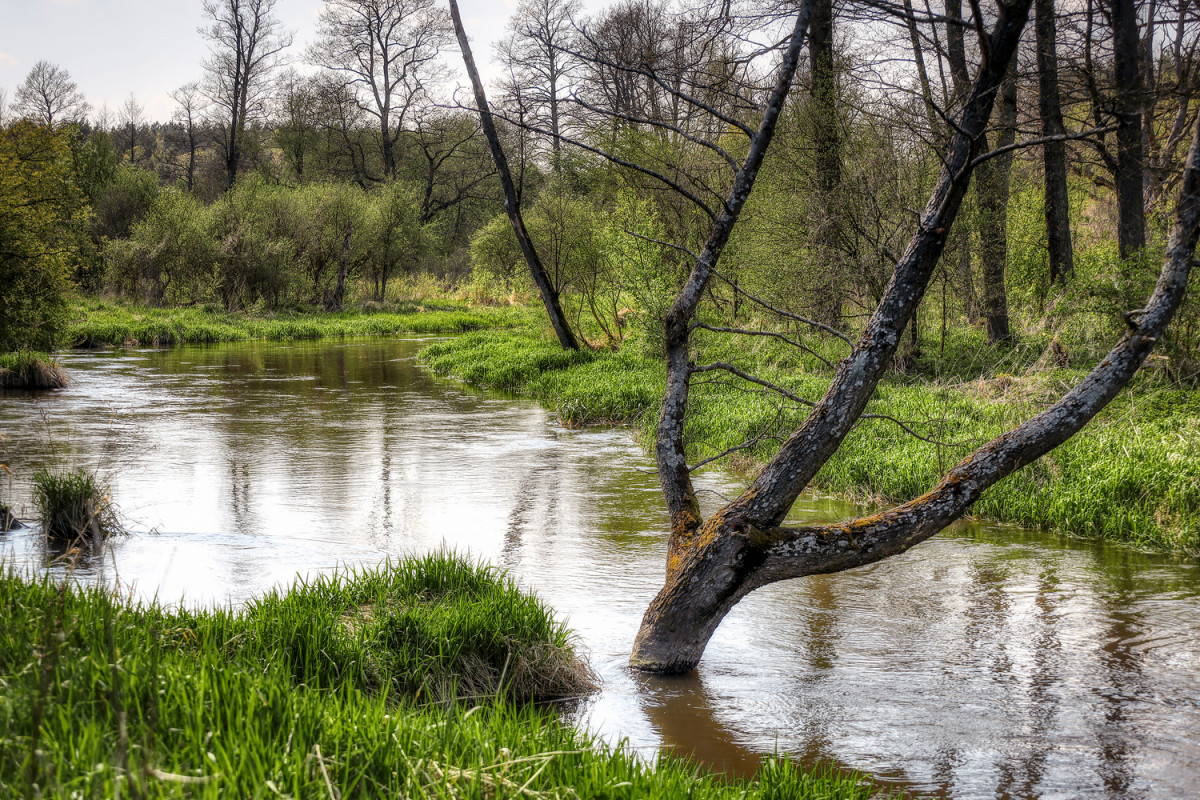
left=0, top=53, right=16, bottom=67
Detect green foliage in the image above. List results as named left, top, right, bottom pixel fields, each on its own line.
left=0, top=558, right=869, bottom=799
left=105, top=190, right=218, bottom=304
left=89, top=162, right=160, bottom=242
left=32, top=468, right=119, bottom=540
left=0, top=122, right=86, bottom=353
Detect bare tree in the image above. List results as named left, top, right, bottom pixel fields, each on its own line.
left=449, top=0, right=581, bottom=351
left=117, top=93, right=146, bottom=164
left=496, top=0, right=583, bottom=165
left=275, top=70, right=322, bottom=181
left=309, top=0, right=451, bottom=180
left=622, top=0, right=1200, bottom=674
left=13, top=60, right=90, bottom=128
left=0, top=88, right=8, bottom=126
left=1035, top=0, right=1074, bottom=284
left=200, top=0, right=293, bottom=190
left=169, top=82, right=206, bottom=191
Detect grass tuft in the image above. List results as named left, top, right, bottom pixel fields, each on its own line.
left=0, top=353, right=68, bottom=390
left=32, top=469, right=120, bottom=541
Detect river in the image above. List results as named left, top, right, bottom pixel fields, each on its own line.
left=1, top=337, right=1197, bottom=799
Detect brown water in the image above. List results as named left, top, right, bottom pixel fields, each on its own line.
left=2, top=338, right=1198, bottom=799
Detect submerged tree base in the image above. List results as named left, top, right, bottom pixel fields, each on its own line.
left=0, top=353, right=68, bottom=390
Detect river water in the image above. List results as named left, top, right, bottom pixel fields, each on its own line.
left=1, top=338, right=1197, bottom=799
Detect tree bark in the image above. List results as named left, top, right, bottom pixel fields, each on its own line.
left=1113, top=0, right=1147, bottom=258
left=810, top=0, right=844, bottom=327
left=1036, top=0, right=1074, bottom=284
left=976, top=68, right=1018, bottom=344
left=449, top=0, right=580, bottom=351
left=634, top=0, right=1039, bottom=674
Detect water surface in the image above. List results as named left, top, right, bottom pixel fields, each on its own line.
left=1, top=338, right=1197, bottom=799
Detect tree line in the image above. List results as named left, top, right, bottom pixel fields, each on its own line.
left=1, top=0, right=1197, bottom=374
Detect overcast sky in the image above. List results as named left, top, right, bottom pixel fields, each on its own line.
left=0, top=0, right=610, bottom=123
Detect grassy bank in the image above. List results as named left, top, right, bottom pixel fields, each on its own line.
left=0, top=554, right=870, bottom=799
left=420, top=331, right=1200, bottom=554
left=65, top=299, right=530, bottom=348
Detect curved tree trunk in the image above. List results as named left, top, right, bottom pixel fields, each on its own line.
left=631, top=0, right=1200, bottom=674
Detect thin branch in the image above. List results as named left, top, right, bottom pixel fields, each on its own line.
left=969, top=124, right=1120, bottom=169
left=623, top=229, right=699, bottom=260
left=709, top=269, right=855, bottom=345
left=691, top=323, right=835, bottom=369
left=690, top=362, right=816, bottom=406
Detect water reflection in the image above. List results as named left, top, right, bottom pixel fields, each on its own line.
left=1, top=338, right=1198, bottom=799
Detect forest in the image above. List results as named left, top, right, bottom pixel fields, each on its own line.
left=2, top=0, right=1200, bottom=796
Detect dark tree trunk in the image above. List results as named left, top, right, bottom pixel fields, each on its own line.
left=1113, top=0, right=1147, bottom=258
left=810, top=0, right=844, bottom=327
left=1036, top=0, right=1075, bottom=284
left=326, top=219, right=352, bottom=312
left=976, top=69, right=1018, bottom=344
left=449, top=0, right=580, bottom=351
left=635, top=0, right=1036, bottom=673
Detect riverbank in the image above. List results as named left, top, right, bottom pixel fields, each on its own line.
left=420, top=331, right=1200, bottom=555
left=0, top=554, right=870, bottom=799
left=64, top=299, right=530, bottom=348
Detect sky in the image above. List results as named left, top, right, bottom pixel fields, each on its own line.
left=0, top=0, right=608, bottom=123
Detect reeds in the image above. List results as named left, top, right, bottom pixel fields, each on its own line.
left=32, top=468, right=120, bottom=541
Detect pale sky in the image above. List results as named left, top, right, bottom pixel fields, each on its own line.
left=0, top=0, right=609, bottom=123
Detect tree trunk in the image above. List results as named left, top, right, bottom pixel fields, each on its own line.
left=1036, top=0, right=1075, bottom=284
left=1113, top=0, right=1147, bottom=258
left=810, top=0, right=844, bottom=327
left=635, top=0, right=1041, bottom=673
left=326, top=219, right=352, bottom=312
left=449, top=0, right=580, bottom=351
left=634, top=103, right=1200, bottom=674
left=976, top=69, right=1018, bottom=344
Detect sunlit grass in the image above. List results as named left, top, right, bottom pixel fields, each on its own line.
left=66, top=298, right=532, bottom=348
left=421, top=330, right=1200, bottom=554
left=0, top=555, right=871, bottom=799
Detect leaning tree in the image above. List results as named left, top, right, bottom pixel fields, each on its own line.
left=458, top=0, right=1200, bottom=673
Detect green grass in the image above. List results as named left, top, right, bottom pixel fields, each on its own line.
left=420, top=330, right=1200, bottom=554
left=66, top=299, right=532, bottom=348
left=0, top=555, right=872, bottom=799
left=32, top=469, right=120, bottom=541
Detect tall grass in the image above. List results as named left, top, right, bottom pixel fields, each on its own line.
left=0, top=556, right=872, bottom=799
left=67, top=299, right=531, bottom=348
left=421, top=331, right=1200, bottom=554
left=32, top=469, right=120, bottom=541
